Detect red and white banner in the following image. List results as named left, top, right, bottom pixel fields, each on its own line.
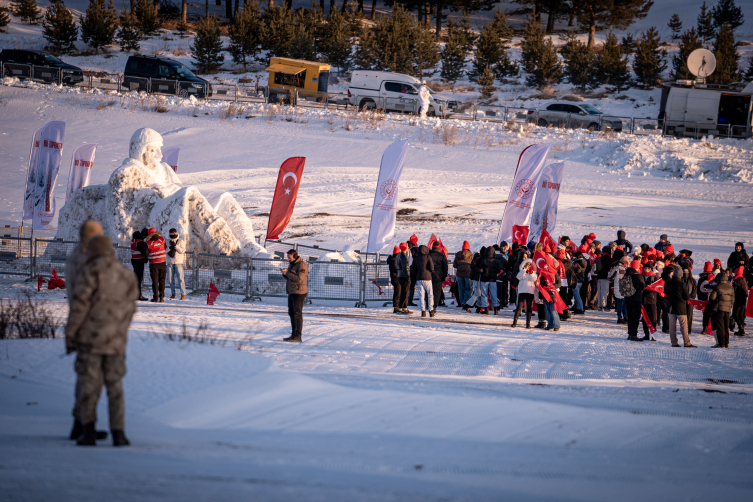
left=641, top=305, right=656, bottom=334
left=539, top=228, right=557, bottom=250
left=512, top=225, right=529, bottom=246
left=367, top=140, right=409, bottom=253
left=496, top=144, right=551, bottom=245
left=529, top=162, right=564, bottom=241
left=688, top=299, right=708, bottom=311
left=646, top=279, right=666, bottom=297
left=746, top=288, right=753, bottom=318
left=266, top=157, right=306, bottom=240
left=161, top=146, right=180, bottom=172
left=23, top=126, right=44, bottom=220
left=65, top=143, right=98, bottom=202
left=33, top=121, right=66, bottom=230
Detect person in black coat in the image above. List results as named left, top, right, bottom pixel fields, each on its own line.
left=429, top=242, right=448, bottom=309
left=387, top=246, right=400, bottom=313
left=641, top=265, right=659, bottom=341
left=731, top=269, right=748, bottom=337
left=615, top=230, right=633, bottom=255
left=623, top=261, right=646, bottom=341
left=665, top=268, right=694, bottom=347
left=412, top=245, right=435, bottom=316
left=709, top=273, right=735, bottom=347
left=478, top=246, right=501, bottom=314
left=681, top=266, right=697, bottom=332
left=727, top=242, right=749, bottom=271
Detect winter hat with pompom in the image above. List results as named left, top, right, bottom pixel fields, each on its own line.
left=399, top=242, right=408, bottom=252
left=462, top=241, right=470, bottom=250
left=704, top=261, right=713, bottom=273
left=409, top=234, right=418, bottom=245
left=393, top=246, right=400, bottom=255
left=630, top=260, right=641, bottom=271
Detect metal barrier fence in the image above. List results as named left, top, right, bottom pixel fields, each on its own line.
left=0, top=237, right=33, bottom=278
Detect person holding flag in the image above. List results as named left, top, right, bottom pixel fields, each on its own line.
left=512, top=257, right=537, bottom=328
left=641, top=263, right=660, bottom=341
left=453, top=241, right=473, bottom=310
left=623, top=261, right=646, bottom=342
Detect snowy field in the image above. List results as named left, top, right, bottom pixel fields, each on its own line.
left=2, top=4, right=753, bottom=498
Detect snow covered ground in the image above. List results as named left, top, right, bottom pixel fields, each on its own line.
left=2, top=7, right=753, bottom=498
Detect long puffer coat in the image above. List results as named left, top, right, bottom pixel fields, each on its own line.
left=516, top=259, right=538, bottom=294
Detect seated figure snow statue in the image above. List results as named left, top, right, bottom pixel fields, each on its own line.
left=57, top=128, right=271, bottom=257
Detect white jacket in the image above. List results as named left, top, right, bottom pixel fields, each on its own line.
left=166, top=236, right=186, bottom=265
left=608, top=264, right=626, bottom=299
left=516, top=259, right=539, bottom=295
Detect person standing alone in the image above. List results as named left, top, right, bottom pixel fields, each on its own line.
left=166, top=228, right=186, bottom=300
left=66, top=235, right=139, bottom=446
left=282, top=250, right=308, bottom=342
left=146, top=228, right=167, bottom=302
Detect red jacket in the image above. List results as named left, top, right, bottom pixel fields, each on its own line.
left=147, top=236, right=166, bottom=264
left=131, top=238, right=144, bottom=260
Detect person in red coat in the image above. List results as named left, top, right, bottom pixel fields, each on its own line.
left=145, top=228, right=167, bottom=302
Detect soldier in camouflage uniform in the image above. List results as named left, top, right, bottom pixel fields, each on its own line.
left=65, top=235, right=139, bottom=446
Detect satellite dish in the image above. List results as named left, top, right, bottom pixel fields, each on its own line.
left=687, top=49, right=716, bottom=79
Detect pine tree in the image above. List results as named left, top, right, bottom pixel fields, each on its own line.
left=440, top=18, right=467, bottom=83
left=477, top=66, right=496, bottom=98
left=633, top=27, right=666, bottom=88
left=351, top=22, right=376, bottom=70
left=489, top=6, right=518, bottom=78
left=471, top=20, right=503, bottom=81
left=457, top=13, right=476, bottom=55
left=80, top=0, right=118, bottom=52
left=135, top=0, right=160, bottom=36
left=117, top=6, right=142, bottom=52
left=371, top=5, right=413, bottom=74
left=412, top=23, right=439, bottom=78
left=596, top=31, right=630, bottom=92
left=261, top=4, right=295, bottom=59
left=560, top=31, right=596, bottom=90
left=42, top=0, right=78, bottom=53
left=744, top=55, right=753, bottom=81
left=671, top=27, right=702, bottom=80
left=320, top=8, right=351, bottom=72
left=520, top=16, right=544, bottom=76
left=711, top=0, right=744, bottom=31
left=0, top=8, right=11, bottom=31
left=228, top=0, right=263, bottom=70
left=707, top=22, right=739, bottom=84
left=176, top=18, right=189, bottom=37
left=295, top=5, right=324, bottom=53
left=191, top=15, right=225, bottom=73
left=288, top=23, right=317, bottom=60
left=620, top=33, right=637, bottom=55
left=697, top=2, right=714, bottom=45
left=12, top=0, right=40, bottom=24
left=667, top=14, right=682, bottom=41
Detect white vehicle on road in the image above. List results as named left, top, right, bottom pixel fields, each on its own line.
left=347, top=71, right=458, bottom=117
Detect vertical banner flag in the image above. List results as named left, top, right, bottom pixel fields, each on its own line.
left=33, top=121, right=66, bottom=230
left=496, top=144, right=551, bottom=245
left=529, top=162, right=565, bottom=241
left=65, top=143, right=98, bottom=202
left=161, top=146, right=180, bottom=172
left=266, top=157, right=306, bottom=240
left=512, top=225, right=529, bottom=246
left=23, top=126, right=44, bottom=220
left=367, top=140, right=409, bottom=253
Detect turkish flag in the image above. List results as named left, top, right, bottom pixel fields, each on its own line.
left=207, top=281, right=220, bottom=305
left=512, top=225, right=529, bottom=246
left=38, top=275, right=43, bottom=291
left=553, top=289, right=567, bottom=314
left=48, top=268, right=66, bottom=290
left=533, top=250, right=556, bottom=282
left=427, top=233, right=448, bottom=258
left=539, top=228, right=556, bottom=250
left=688, top=299, right=708, bottom=312
left=746, top=288, right=753, bottom=318
left=266, top=157, right=306, bottom=240
left=646, top=279, right=666, bottom=297
left=641, top=305, right=657, bottom=334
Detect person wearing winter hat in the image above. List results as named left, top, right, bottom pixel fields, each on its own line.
left=621, top=260, right=645, bottom=341
left=407, top=235, right=420, bottom=307
left=495, top=243, right=510, bottom=309
left=608, top=256, right=630, bottom=324
left=571, top=247, right=589, bottom=315
left=641, top=263, right=659, bottom=341
left=395, top=243, right=412, bottom=314
left=512, top=258, right=537, bottom=328
left=594, top=247, right=612, bottom=311
left=453, top=241, right=473, bottom=309
left=731, top=267, right=748, bottom=336
left=655, top=235, right=669, bottom=253
left=145, top=228, right=167, bottom=302
left=665, top=268, right=695, bottom=347
left=664, top=243, right=675, bottom=258
left=681, top=264, right=697, bottom=332
left=429, top=242, right=449, bottom=310
left=727, top=242, right=749, bottom=271
left=709, top=272, right=735, bottom=348
left=387, top=246, right=401, bottom=313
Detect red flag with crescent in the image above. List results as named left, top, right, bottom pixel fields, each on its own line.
left=512, top=225, right=529, bottom=246
left=427, top=233, right=448, bottom=258
left=646, top=279, right=666, bottom=297
left=266, top=157, right=306, bottom=240
left=747, top=289, right=753, bottom=318
left=539, top=228, right=556, bottom=250
left=688, top=299, right=708, bottom=312
left=533, top=250, right=556, bottom=283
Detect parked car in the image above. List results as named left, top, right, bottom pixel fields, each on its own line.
left=123, top=55, right=212, bottom=98
left=264, top=57, right=331, bottom=103
left=347, top=71, right=458, bottom=117
left=0, top=49, right=84, bottom=86
left=524, top=102, right=623, bottom=131
left=658, top=81, right=753, bottom=138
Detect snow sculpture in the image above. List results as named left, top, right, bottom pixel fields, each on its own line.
left=56, top=128, right=271, bottom=258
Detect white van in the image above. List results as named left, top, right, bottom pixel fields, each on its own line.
left=659, top=81, right=753, bottom=138
left=347, top=71, right=458, bottom=116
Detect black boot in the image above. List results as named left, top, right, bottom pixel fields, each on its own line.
left=76, top=423, right=97, bottom=446
left=69, top=419, right=83, bottom=440
left=283, top=335, right=302, bottom=343
left=511, top=319, right=518, bottom=327
left=112, top=430, right=130, bottom=447
left=535, top=322, right=546, bottom=329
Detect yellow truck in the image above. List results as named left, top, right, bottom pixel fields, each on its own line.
left=264, top=57, right=331, bottom=103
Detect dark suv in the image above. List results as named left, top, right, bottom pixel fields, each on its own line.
left=123, top=55, right=212, bottom=98
left=0, top=49, right=84, bottom=86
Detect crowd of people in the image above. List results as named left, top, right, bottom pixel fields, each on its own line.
left=387, top=231, right=751, bottom=348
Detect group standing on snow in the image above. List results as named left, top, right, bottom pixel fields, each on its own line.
left=387, top=231, right=750, bottom=349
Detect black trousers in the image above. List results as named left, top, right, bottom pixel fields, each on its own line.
left=537, top=301, right=546, bottom=322
left=132, top=259, right=145, bottom=294
left=391, top=279, right=400, bottom=308
left=288, top=293, right=306, bottom=338
left=149, top=263, right=166, bottom=300
left=409, top=277, right=416, bottom=305
left=642, top=303, right=657, bottom=337
left=686, top=303, right=693, bottom=332
left=514, top=293, right=534, bottom=325
left=714, top=311, right=730, bottom=346
left=397, top=277, right=410, bottom=309
left=702, top=307, right=712, bottom=334
left=626, top=300, right=642, bottom=337
left=432, top=279, right=442, bottom=309
left=661, top=298, right=670, bottom=332
left=498, top=278, right=509, bottom=307
left=732, top=303, right=746, bottom=334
